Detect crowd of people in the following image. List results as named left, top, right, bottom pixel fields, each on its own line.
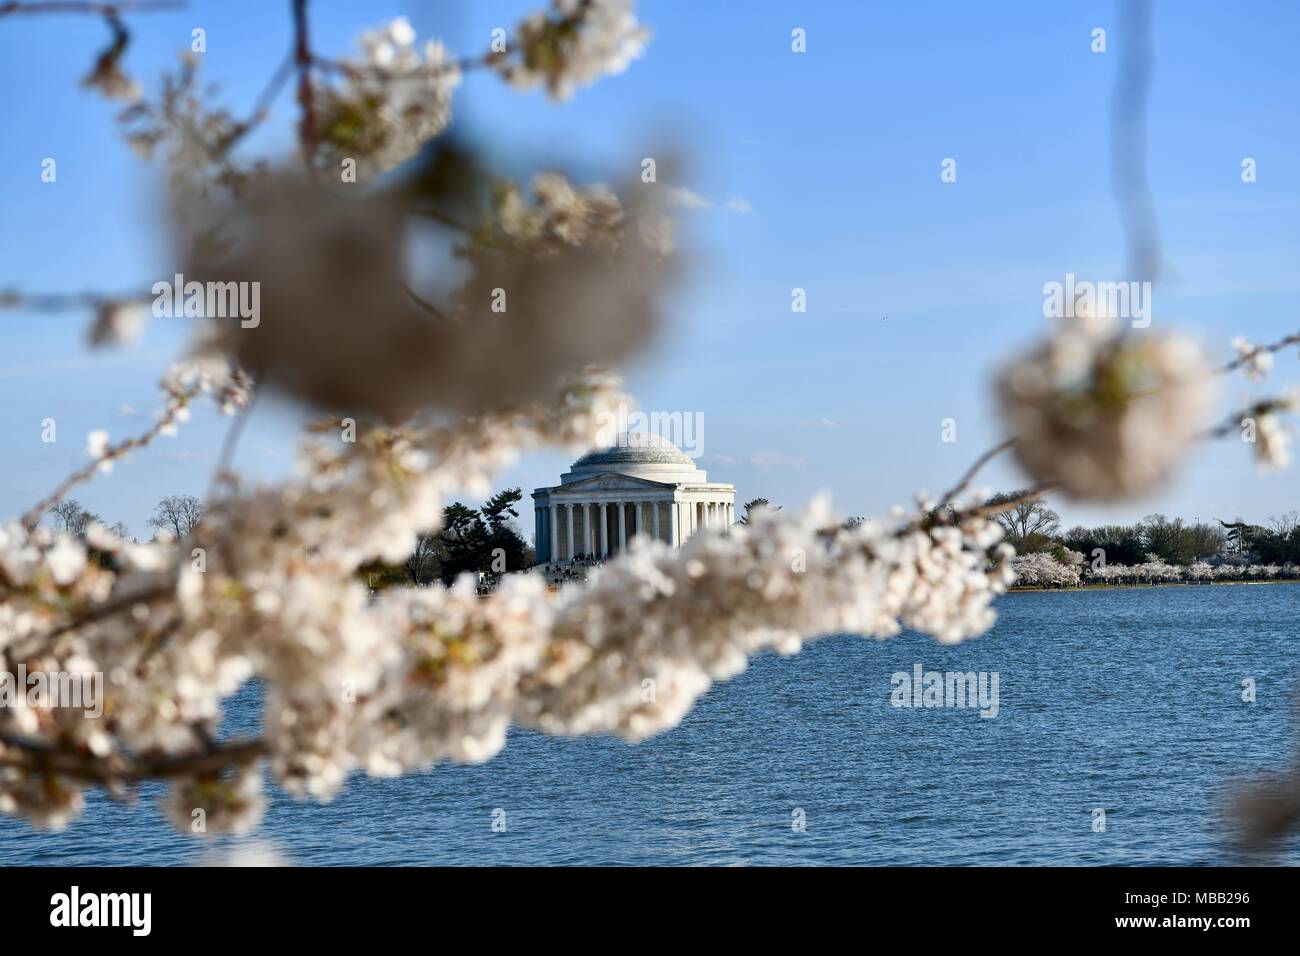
left=536, top=555, right=606, bottom=586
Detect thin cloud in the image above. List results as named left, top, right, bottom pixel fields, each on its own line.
left=796, top=417, right=838, bottom=430
left=749, top=452, right=806, bottom=469
left=661, top=185, right=753, bottom=214
left=704, top=451, right=806, bottom=469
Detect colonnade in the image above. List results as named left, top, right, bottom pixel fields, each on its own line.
left=536, top=498, right=734, bottom=562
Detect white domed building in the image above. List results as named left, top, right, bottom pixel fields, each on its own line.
left=532, top=433, right=736, bottom=562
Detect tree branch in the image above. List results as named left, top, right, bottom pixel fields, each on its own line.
left=292, top=0, right=317, bottom=163
left=0, top=0, right=181, bottom=15
left=935, top=437, right=1016, bottom=511
left=0, top=733, right=265, bottom=784
left=1218, top=330, right=1300, bottom=376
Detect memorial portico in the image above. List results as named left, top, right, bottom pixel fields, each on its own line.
left=532, top=433, right=736, bottom=562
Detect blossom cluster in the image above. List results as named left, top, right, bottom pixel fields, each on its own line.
left=316, top=17, right=462, bottom=176
left=497, top=0, right=650, bottom=101
left=998, top=326, right=1217, bottom=500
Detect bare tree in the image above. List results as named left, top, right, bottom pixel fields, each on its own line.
left=403, top=531, right=442, bottom=586
left=984, top=490, right=1060, bottom=553
left=109, top=520, right=134, bottom=542
left=1268, top=511, right=1300, bottom=538
left=48, top=498, right=99, bottom=536
left=147, top=494, right=204, bottom=539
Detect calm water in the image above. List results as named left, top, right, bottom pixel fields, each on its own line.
left=3, top=583, right=1299, bottom=866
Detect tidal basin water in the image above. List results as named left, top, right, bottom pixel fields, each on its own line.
left=3, top=583, right=1299, bottom=866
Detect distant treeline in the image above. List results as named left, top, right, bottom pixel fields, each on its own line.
left=985, top=491, right=1300, bottom=566
left=983, top=492, right=1300, bottom=588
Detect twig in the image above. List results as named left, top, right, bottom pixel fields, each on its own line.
left=1218, top=331, right=1300, bottom=376
left=292, top=0, right=316, bottom=163
left=0, top=289, right=151, bottom=313
left=1198, top=394, right=1299, bottom=441
left=0, top=1, right=181, bottom=15
left=205, top=392, right=257, bottom=503
left=935, top=437, right=1015, bottom=511
left=223, top=51, right=296, bottom=148
left=401, top=281, right=454, bottom=323
left=957, top=483, right=1059, bottom=522
left=1111, top=0, right=1160, bottom=284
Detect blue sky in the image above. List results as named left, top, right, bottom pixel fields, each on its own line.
left=2, top=0, right=1298, bottom=541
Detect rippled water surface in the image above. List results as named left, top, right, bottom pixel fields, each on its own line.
left=3, top=583, right=1299, bottom=865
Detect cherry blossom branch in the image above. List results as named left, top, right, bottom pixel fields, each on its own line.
left=6, top=584, right=174, bottom=664
left=1198, top=393, right=1299, bottom=441
left=0, top=733, right=264, bottom=784
left=1218, top=330, right=1300, bottom=376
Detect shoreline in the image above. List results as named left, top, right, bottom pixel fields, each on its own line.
left=1007, top=579, right=1300, bottom=594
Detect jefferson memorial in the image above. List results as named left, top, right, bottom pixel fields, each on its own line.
left=532, top=433, right=736, bottom=562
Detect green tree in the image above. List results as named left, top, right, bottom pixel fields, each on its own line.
left=481, top=488, right=531, bottom=574
left=738, top=498, right=779, bottom=524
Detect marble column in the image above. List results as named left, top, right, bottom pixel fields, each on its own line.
left=618, top=501, right=627, bottom=551
left=550, top=503, right=559, bottom=562
left=565, top=503, right=574, bottom=562
left=599, top=502, right=608, bottom=556
left=652, top=501, right=661, bottom=542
